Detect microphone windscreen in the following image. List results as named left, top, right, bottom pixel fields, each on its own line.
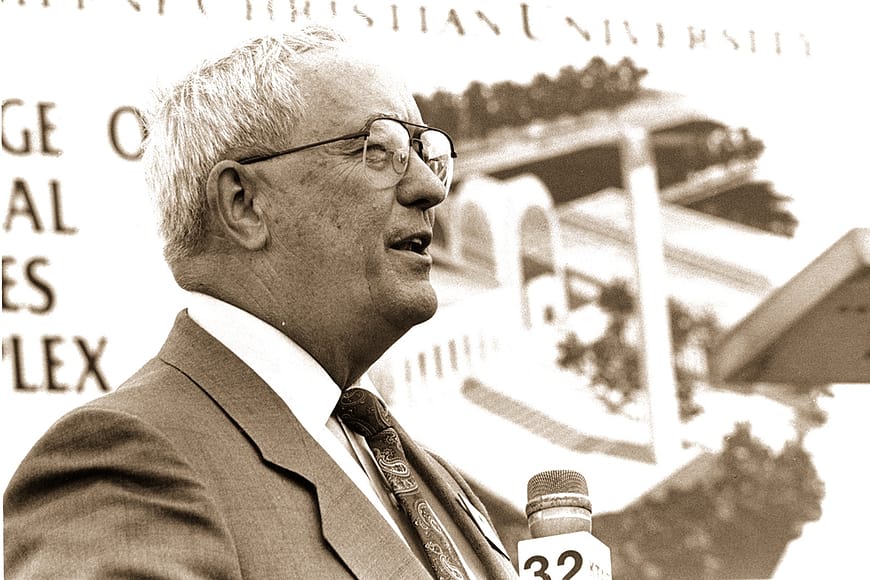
left=527, top=469, right=588, bottom=501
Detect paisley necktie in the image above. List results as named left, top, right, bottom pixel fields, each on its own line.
left=336, top=387, right=469, bottom=580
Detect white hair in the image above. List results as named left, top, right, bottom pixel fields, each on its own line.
left=142, top=24, right=346, bottom=265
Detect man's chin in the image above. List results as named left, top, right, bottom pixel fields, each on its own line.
left=383, top=288, right=438, bottom=330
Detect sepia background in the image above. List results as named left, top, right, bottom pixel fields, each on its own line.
left=2, top=1, right=868, bottom=577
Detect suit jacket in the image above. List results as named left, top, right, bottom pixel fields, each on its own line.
left=4, top=311, right=517, bottom=579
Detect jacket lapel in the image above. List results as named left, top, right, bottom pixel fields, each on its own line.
left=157, top=312, right=431, bottom=580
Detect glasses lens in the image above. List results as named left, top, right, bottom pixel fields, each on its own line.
left=363, top=119, right=454, bottom=193
left=417, top=129, right=454, bottom=192
left=363, top=119, right=410, bottom=188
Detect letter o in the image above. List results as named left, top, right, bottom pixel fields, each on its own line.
left=108, top=106, right=146, bottom=161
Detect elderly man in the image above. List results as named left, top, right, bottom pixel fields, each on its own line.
left=4, top=24, right=516, bottom=580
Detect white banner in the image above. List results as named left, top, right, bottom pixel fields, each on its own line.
left=1, top=0, right=867, bottom=505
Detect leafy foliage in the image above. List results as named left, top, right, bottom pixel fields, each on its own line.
left=653, top=123, right=766, bottom=189
left=686, top=181, right=799, bottom=237
left=557, top=280, right=720, bottom=421
left=415, top=57, right=648, bottom=140
left=595, top=423, right=825, bottom=579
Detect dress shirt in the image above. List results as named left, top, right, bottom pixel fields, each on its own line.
left=186, top=292, right=407, bottom=542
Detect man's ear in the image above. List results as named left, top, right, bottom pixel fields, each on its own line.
left=206, top=160, right=268, bottom=251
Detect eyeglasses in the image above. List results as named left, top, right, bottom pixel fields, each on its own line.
left=238, top=117, right=457, bottom=194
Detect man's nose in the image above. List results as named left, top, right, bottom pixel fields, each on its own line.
left=395, top=154, right=447, bottom=210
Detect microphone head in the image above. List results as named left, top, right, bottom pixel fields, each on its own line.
left=526, top=469, right=592, bottom=538
left=527, top=469, right=589, bottom=500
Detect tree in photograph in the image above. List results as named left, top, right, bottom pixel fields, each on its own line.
left=557, top=279, right=716, bottom=421
left=687, top=181, right=799, bottom=237
left=595, top=423, right=825, bottom=579
left=459, top=81, right=491, bottom=138
left=414, top=56, right=649, bottom=139
left=488, top=80, right=533, bottom=128
left=415, top=89, right=462, bottom=141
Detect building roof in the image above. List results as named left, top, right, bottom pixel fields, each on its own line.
left=711, top=228, right=870, bottom=384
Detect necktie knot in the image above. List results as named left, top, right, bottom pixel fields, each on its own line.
left=336, top=387, right=393, bottom=438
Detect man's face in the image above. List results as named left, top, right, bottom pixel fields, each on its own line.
left=254, top=49, right=446, bottom=339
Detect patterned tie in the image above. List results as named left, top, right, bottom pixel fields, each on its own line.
left=336, top=387, right=469, bottom=580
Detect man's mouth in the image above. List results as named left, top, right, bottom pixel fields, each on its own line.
left=390, top=233, right=431, bottom=255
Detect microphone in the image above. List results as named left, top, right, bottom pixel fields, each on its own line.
left=518, top=469, right=612, bottom=579
left=526, top=469, right=593, bottom=537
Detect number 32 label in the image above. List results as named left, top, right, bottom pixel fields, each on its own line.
left=523, top=549, right=584, bottom=579
left=517, top=532, right=612, bottom=580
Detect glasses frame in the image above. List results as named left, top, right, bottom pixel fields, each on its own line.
left=236, top=117, right=457, bottom=188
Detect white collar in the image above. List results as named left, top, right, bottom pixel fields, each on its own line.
left=186, top=291, right=344, bottom=436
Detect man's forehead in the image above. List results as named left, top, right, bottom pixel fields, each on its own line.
left=296, top=48, right=419, bottom=128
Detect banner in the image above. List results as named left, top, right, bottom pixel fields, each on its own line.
left=2, top=0, right=867, bottom=548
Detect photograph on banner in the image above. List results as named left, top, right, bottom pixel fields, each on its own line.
left=2, top=1, right=867, bottom=578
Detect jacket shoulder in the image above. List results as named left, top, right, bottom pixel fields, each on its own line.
left=3, top=397, right=244, bottom=579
